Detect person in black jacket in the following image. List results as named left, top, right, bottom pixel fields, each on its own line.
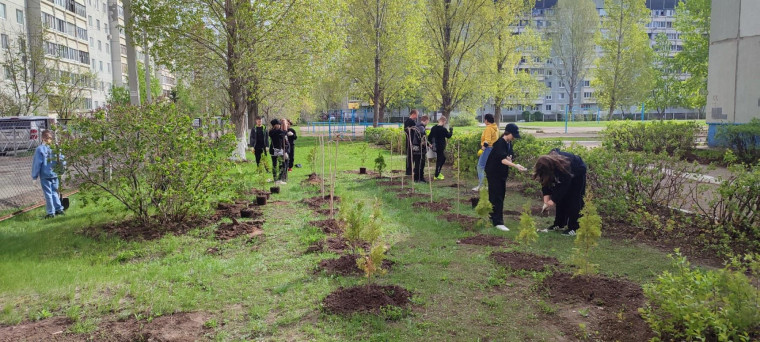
left=410, top=115, right=429, bottom=183
left=533, top=149, right=587, bottom=236
left=248, top=117, right=269, bottom=168
left=428, top=116, right=453, bottom=180
left=268, top=119, right=290, bottom=185
left=404, top=109, right=419, bottom=176
left=284, top=119, right=297, bottom=171
left=485, top=123, right=528, bottom=232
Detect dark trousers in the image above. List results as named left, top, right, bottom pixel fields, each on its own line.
left=412, top=153, right=426, bottom=181
left=405, top=147, right=413, bottom=175
left=254, top=148, right=264, bottom=166
left=434, top=148, right=446, bottom=177
left=554, top=170, right=587, bottom=230
left=288, top=146, right=295, bottom=168
left=272, top=156, right=288, bottom=181
left=487, top=176, right=507, bottom=226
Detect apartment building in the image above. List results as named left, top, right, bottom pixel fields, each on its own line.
left=0, top=0, right=173, bottom=117
left=478, top=0, right=698, bottom=121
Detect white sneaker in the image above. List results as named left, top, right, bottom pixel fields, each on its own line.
left=274, top=181, right=282, bottom=185
left=495, top=225, right=510, bottom=232
left=279, top=181, right=287, bottom=185
left=472, top=186, right=480, bottom=192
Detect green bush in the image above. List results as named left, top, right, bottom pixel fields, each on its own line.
left=640, top=252, right=760, bottom=341
left=602, top=121, right=702, bottom=156
left=521, top=111, right=532, bottom=122
left=61, top=104, right=236, bottom=224
left=716, top=119, right=760, bottom=165
left=531, top=111, right=543, bottom=122
left=365, top=127, right=405, bottom=154
left=450, top=113, right=478, bottom=127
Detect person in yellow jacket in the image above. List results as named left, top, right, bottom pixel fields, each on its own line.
left=473, top=114, right=499, bottom=191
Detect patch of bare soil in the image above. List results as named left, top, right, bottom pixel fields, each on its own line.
left=397, top=192, right=428, bottom=200
left=317, top=254, right=393, bottom=276
left=503, top=205, right=553, bottom=218
left=83, top=218, right=204, bottom=242
left=412, top=201, right=452, bottom=212
left=490, top=251, right=561, bottom=272
left=309, top=218, right=345, bottom=234
left=213, top=200, right=254, bottom=220
left=302, top=195, right=341, bottom=209
left=302, top=173, right=324, bottom=186
left=322, top=285, right=411, bottom=315
left=543, top=272, right=654, bottom=342
left=441, top=214, right=479, bottom=230
left=215, top=218, right=264, bottom=240
left=315, top=208, right=339, bottom=216
left=457, top=234, right=511, bottom=246
left=306, top=237, right=367, bottom=254
left=345, top=169, right=381, bottom=176
left=376, top=180, right=404, bottom=187
left=243, top=188, right=271, bottom=198
left=92, top=312, right=211, bottom=342
left=0, top=317, right=79, bottom=342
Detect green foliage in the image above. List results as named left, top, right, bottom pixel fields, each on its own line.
left=640, top=252, right=760, bottom=341
left=702, top=163, right=760, bottom=250
left=340, top=200, right=367, bottom=256
left=571, top=194, right=602, bottom=275
left=60, top=104, right=236, bottom=224
left=356, top=200, right=387, bottom=284
left=109, top=86, right=130, bottom=106
left=647, top=33, right=683, bottom=115
left=516, top=202, right=538, bottom=245
left=136, top=61, right=162, bottom=104
left=474, top=185, right=493, bottom=228
left=531, top=111, right=544, bottom=122
left=374, top=152, right=387, bottom=177
left=716, top=119, right=760, bottom=165
left=673, top=0, right=710, bottom=112
left=357, top=142, right=369, bottom=166
left=602, top=121, right=701, bottom=156
left=255, top=157, right=271, bottom=191
left=307, top=146, right=318, bottom=175
left=365, top=127, right=406, bottom=154
left=450, top=113, right=478, bottom=127
left=521, top=111, right=532, bottom=122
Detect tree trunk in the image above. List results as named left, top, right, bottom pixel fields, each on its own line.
left=226, top=0, right=247, bottom=160
left=373, top=0, right=381, bottom=128
left=494, top=98, right=502, bottom=126
left=441, top=0, right=452, bottom=120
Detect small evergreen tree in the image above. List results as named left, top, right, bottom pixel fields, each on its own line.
left=357, top=200, right=388, bottom=284
left=358, top=142, right=369, bottom=167
left=307, top=145, right=318, bottom=175
left=474, top=184, right=493, bottom=228
left=341, top=200, right=367, bottom=257
left=571, top=193, right=602, bottom=275
left=517, top=202, right=538, bottom=245
left=374, top=152, right=386, bottom=177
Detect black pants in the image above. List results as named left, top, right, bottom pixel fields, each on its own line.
left=554, top=169, right=587, bottom=230
left=487, top=176, right=507, bottom=226
left=254, top=148, right=264, bottom=166
left=412, top=153, right=426, bottom=181
left=288, top=146, right=295, bottom=169
left=434, top=147, right=446, bottom=177
left=405, top=147, right=413, bottom=175
left=272, top=156, right=288, bottom=181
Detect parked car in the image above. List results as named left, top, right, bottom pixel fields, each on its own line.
left=0, top=116, right=53, bottom=154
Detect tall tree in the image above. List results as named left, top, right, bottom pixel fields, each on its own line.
left=133, top=0, right=342, bottom=160
left=673, top=0, right=710, bottom=116
left=344, top=0, right=424, bottom=127
left=0, top=31, right=54, bottom=116
left=423, top=0, right=492, bottom=119
left=48, top=67, right=97, bottom=120
left=547, top=0, right=598, bottom=118
left=593, top=0, right=653, bottom=119
left=481, top=0, right=548, bottom=125
left=646, top=33, right=681, bottom=118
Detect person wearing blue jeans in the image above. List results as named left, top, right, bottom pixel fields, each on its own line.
left=31, top=130, right=65, bottom=218
left=474, top=114, right=499, bottom=191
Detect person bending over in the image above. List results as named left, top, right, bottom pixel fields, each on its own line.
left=533, top=149, right=587, bottom=236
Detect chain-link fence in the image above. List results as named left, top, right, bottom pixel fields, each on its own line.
left=0, top=117, right=53, bottom=214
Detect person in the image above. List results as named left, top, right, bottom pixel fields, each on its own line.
left=248, top=116, right=269, bottom=168
left=428, top=116, right=453, bottom=180
left=268, top=119, right=290, bottom=185
left=31, top=130, right=65, bottom=219
left=283, top=119, right=297, bottom=171
left=485, top=123, right=527, bottom=231
left=404, top=109, right=419, bottom=176
left=410, top=115, right=430, bottom=183
left=473, top=114, right=499, bottom=191
left=534, top=149, right=587, bottom=236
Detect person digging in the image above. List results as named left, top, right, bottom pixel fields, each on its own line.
left=484, top=123, right=528, bottom=232
left=533, top=149, right=587, bottom=236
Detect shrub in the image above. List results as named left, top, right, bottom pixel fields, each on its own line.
left=516, top=202, right=538, bottom=245
left=358, top=142, right=369, bottom=166
left=640, top=252, right=760, bottom=341
left=511, top=135, right=563, bottom=193
left=602, top=121, right=702, bottom=156
left=531, top=111, right=543, bottom=122
left=374, top=152, right=386, bottom=177
left=340, top=200, right=366, bottom=256
left=474, top=185, right=493, bottom=228
left=447, top=131, right=480, bottom=175
left=521, top=111, right=532, bottom=122
left=715, top=118, right=760, bottom=165
left=450, top=113, right=478, bottom=127
left=60, top=104, right=235, bottom=224
left=356, top=200, right=388, bottom=283
left=570, top=194, right=602, bottom=275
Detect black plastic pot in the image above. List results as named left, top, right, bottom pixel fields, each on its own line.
left=470, top=197, right=479, bottom=208
left=61, top=197, right=70, bottom=210
left=270, top=186, right=280, bottom=194
left=255, top=196, right=267, bottom=205
left=241, top=208, right=257, bottom=218
left=359, top=167, right=367, bottom=174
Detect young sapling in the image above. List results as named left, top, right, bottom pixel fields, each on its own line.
left=517, top=202, right=538, bottom=245
left=571, top=193, right=602, bottom=275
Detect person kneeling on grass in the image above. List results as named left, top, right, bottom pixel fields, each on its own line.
left=31, top=130, right=65, bottom=219
left=533, top=149, right=587, bottom=236
left=485, top=123, right=528, bottom=232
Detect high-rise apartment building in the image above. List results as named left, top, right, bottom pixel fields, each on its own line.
left=478, top=0, right=699, bottom=121
left=0, top=0, right=173, bottom=117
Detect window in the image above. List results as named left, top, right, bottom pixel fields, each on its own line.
left=559, top=81, right=565, bottom=88
left=88, top=15, right=92, bottom=26
left=546, top=81, right=552, bottom=88
left=89, top=37, right=94, bottom=46
left=106, top=43, right=109, bottom=54
left=583, top=92, right=593, bottom=99
left=103, top=2, right=106, bottom=13
left=547, top=70, right=553, bottom=76
left=545, top=105, right=552, bottom=111
left=98, top=40, right=101, bottom=50
left=94, top=100, right=98, bottom=108
left=96, top=19, right=100, bottom=30
left=560, top=93, right=565, bottom=99
left=583, top=80, right=590, bottom=87
left=99, top=61, right=102, bottom=71
left=4, top=66, right=11, bottom=78
left=16, top=9, right=23, bottom=24
left=107, top=63, right=111, bottom=72
left=1, top=34, right=7, bottom=49
left=92, top=58, right=96, bottom=69
left=104, top=23, right=108, bottom=34
left=0, top=3, right=5, bottom=19
left=545, top=94, right=552, bottom=100
left=573, top=93, right=577, bottom=99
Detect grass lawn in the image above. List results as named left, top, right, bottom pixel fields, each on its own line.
left=0, top=137, right=684, bottom=341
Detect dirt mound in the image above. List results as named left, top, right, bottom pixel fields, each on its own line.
left=458, top=234, right=511, bottom=246
left=412, top=201, right=452, bottom=212
left=309, top=219, right=345, bottom=234
left=306, top=237, right=367, bottom=254
left=490, top=251, right=561, bottom=272
left=302, top=173, right=324, bottom=185
left=441, top=214, right=479, bottom=229
left=302, top=195, right=340, bottom=209
left=83, top=219, right=204, bottom=242
left=323, top=285, right=412, bottom=315
left=93, top=312, right=211, bottom=342
left=503, top=205, right=553, bottom=217
left=0, top=317, right=78, bottom=342
left=317, top=254, right=393, bottom=276
left=240, top=208, right=262, bottom=219
left=376, top=180, right=403, bottom=187
left=315, top=208, right=339, bottom=216
left=397, top=192, right=428, bottom=200
left=543, top=272, right=654, bottom=342
left=215, top=218, right=264, bottom=240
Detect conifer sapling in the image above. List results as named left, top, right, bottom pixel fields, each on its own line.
left=374, top=152, right=386, bottom=177
left=517, top=202, right=539, bottom=245
left=356, top=199, right=387, bottom=284
left=571, top=193, right=602, bottom=275
left=474, top=184, right=493, bottom=228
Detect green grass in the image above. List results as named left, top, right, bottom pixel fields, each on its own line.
left=0, top=137, right=684, bottom=340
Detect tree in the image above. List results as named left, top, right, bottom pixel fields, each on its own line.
left=344, top=0, right=424, bottom=127
left=673, top=0, right=710, bottom=116
left=547, top=0, right=598, bottom=118
left=422, top=0, right=492, bottom=119
left=593, top=0, right=654, bottom=119
left=48, top=67, right=97, bottom=120
left=0, top=31, right=55, bottom=116
left=137, top=61, right=161, bottom=104
left=480, top=1, right=547, bottom=125
left=647, top=33, right=681, bottom=118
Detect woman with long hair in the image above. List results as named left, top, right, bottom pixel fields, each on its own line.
left=533, top=149, right=587, bottom=236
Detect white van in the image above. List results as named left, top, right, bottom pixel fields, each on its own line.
left=0, top=116, right=54, bottom=154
